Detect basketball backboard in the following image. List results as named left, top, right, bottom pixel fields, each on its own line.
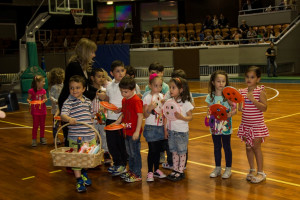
left=48, top=0, right=93, bottom=15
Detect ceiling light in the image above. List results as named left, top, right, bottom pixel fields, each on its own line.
left=107, top=1, right=113, bottom=5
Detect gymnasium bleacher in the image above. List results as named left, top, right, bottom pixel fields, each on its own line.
left=146, top=23, right=291, bottom=46
left=35, top=22, right=290, bottom=52
left=0, top=0, right=299, bottom=85
left=36, top=27, right=133, bottom=52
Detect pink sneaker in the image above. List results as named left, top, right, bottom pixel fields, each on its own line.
left=154, top=169, right=166, bottom=178
left=147, top=172, right=154, bottom=182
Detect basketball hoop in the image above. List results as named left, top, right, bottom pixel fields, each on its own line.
left=71, top=9, right=84, bottom=25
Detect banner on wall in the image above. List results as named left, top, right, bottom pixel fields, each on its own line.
left=93, top=44, right=130, bottom=76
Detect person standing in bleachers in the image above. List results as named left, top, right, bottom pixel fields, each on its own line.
left=265, top=42, right=278, bottom=77
left=124, top=19, right=133, bottom=33
left=240, top=20, right=249, bottom=44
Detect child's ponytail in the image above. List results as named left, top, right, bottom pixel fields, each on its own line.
left=31, top=75, right=45, bottom=92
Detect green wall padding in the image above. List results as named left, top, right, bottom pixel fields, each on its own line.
left=21, top=42, right=48, bottom=92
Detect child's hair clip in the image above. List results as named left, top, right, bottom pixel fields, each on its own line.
left=175, top=77, right=181, bottom=83
left=149, top=73, right=158, bottom=81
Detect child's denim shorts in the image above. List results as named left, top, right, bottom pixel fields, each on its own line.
left=143, top=125, right=165, bottom=142
left=168, top=130, right=189, bottom=155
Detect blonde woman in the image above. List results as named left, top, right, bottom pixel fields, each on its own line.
left=58, top=38, right=98, bottom=147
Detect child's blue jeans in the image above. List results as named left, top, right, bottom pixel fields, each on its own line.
left=125, top=135, right=142, bottom=177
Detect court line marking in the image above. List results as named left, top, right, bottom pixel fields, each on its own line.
left=0, top=125, right=53, bottom=129
left=264, top=112, right=300, bottom=123
left=21, top=176, right=35, bottom=180
left=187, top=160, right=300, bottom=187
left=13, top=86, right=296, bottom=184
left=191, top=112, right=300, bottom=138
left=21, top=151, right=300, bottom=187
left=193, top=112, right=207, bottom=115
left=278, top=89, right=300, bottom=91
left=194, top=106, right=207, bottom=109
left=5, top=111, right=28, bottom=114
left=49, top=170, right=62, bottom=174
left=190, top=112, right=300, bottom=140
left=19, top=102, right=52, bottom=108
left=0, top=120, right=63, bottom=135
left=189, top=134, right=212, bottom=141
left=0, top=127, right=33, bottom=129
left=192, top=86, right=279, bottom=115
left=265, top=86, right=279, bottom=101
left=20, top=113, right=300, bottom=186
left=0, top=120, right=33, bottom=128
left=193, top=96, right=206, bottom=99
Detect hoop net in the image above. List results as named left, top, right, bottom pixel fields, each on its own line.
left=71, top=9, right=84, bottom=25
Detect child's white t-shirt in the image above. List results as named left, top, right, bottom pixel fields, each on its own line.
left=106, top=79, right=123, bottom=120
left=167, top=98, right=194, bottom=132
left=143, top=93, right=164, bottom=126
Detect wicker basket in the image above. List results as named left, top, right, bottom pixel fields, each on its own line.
left=50, top=121, right=104, bottom=168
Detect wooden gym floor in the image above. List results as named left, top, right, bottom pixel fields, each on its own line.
left=0, top=80, right=300, bottom=200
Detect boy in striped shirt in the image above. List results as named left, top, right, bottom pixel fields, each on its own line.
left=61, top=75, right=95, bottom=193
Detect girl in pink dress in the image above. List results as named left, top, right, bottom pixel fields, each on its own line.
left=27, top=75, right=47, bottom=147
left=237, top=66, right=269, bottom=183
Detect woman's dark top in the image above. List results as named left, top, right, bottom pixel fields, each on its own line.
left=58, top=61, right=96, bottom=111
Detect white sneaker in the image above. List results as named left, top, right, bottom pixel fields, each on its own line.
left=32, top=139, right=37, bottom=147
left=210, top=167, right=221, bottom=178
left=222, top=167, right=232, bottom=179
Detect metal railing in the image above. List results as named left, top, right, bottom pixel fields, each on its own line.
left=200, top=65, right=240, bottom=77
left=130, top=16, right=300, bottom=49
left=135, top=66, right=173, bottom=78
left=239, top=4, right=298, bottom=15
left=129, top=38, right=274, bottom=49
left=275, top=14, right=300, bottom=41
